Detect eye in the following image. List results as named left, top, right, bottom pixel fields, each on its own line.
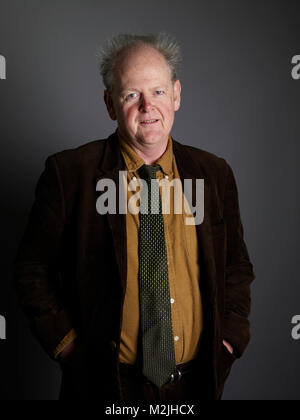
left=126, top=93, right=138, bottom=101
left=155, top=90, right=164, bottom=95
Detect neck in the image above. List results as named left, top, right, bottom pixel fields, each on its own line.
left=124, top=136, right=169, bottom=165
left=134, top=144, right=167, bottom=165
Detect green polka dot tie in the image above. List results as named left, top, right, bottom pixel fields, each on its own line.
left=138, top=164, right=176, bottom=388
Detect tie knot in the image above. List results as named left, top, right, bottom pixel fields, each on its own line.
left=139, top=164, right=161, bottom=180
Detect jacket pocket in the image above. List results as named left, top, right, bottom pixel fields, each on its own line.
left=59, top=339, right=88, bottom=400
left=216, top=344, right=236, bottom=398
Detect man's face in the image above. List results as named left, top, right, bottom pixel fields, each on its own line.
left=104, top=46, right=181, bottom=149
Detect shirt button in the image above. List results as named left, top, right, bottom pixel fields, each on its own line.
left=174, top=336, right=179, bottom=342
left=170, top=298, right=175, bottom=304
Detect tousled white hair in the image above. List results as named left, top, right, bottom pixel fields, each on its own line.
left=98, top=33, right=182, bottom=92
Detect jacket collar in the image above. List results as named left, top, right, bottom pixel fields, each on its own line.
left=96, top=129, right=207, bottom=193
left=98, top=129, right=175, bottom=177
left=96, top=130, right=124, bottom=177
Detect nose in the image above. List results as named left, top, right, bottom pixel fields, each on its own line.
left=139, top=94, right=154, bottom=112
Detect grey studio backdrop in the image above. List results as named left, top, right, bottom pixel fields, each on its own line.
left=0, top=0, right=299, bottom=400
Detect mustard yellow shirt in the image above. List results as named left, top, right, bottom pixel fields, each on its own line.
left=119, top=133, right=203, bottom=365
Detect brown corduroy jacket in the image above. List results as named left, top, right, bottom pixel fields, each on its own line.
left=13, top=130, right=255, bottom=400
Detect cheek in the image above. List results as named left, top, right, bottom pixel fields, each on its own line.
left=161, top=103, right=175, bottom=122
left=122, top=106, right=138, bottom=127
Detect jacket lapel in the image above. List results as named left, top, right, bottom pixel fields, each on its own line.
left=94, top=131, right=127, bottom=292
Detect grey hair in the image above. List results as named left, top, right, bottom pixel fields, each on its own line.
left=97, top=33, right=182, bottom=92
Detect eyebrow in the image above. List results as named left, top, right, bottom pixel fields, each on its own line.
left=120, top=88, right=139, bottom=95
left=120, top=86, right=168, bottom=95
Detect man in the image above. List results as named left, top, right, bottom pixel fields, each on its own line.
left=14, top=33, right=255, bottom=401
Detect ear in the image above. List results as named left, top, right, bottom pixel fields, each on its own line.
left=104, top=90, right=117, bottom=121
left=173, top=79, right=181, bottom=112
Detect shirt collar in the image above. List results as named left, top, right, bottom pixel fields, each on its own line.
left=118, top=130, right=174, bottom=176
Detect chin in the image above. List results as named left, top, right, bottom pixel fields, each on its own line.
left=138, top=131, right=167, bottom=145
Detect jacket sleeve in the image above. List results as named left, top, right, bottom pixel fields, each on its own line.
left=13, top=155, right=74, bottom=359
left=222, top=162, right=255, bottom=358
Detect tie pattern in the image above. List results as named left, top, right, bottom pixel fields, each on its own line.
left=138, top=164, right=176, bottom=388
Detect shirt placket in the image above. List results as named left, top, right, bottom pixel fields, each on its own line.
left=158, top=170, right=184, bottom=364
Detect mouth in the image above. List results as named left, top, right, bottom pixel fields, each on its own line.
left=140, top=119, right=159, bottom=125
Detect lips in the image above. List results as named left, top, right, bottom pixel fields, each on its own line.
left=140, top=119, right=159, bottom=125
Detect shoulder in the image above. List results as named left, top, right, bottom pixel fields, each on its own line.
left=172, top=138, right=229, bottom=176
left=44, top=135, right=114, bottom=184
left=52, top=138, right=107, bottom=168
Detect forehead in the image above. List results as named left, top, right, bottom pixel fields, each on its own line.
left=114, top=46, right=172, bottom=90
